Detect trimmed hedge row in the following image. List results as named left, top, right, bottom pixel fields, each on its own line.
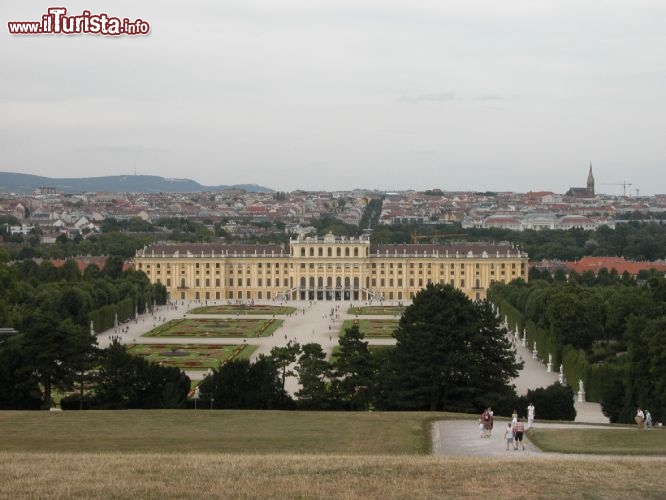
left=490, top=291, right=607, bottom=403
left=89, top=297, right=134, bottom=333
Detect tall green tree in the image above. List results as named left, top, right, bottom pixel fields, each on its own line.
left=0, top=335, right=42, bottom=409
left=295, top=343, right=330, bottom=409
left=391, top=284, right=522, bottom=412
left=331, top=324, right=376, bottom=410
left=545, top=291, right=598, bottom=350
left=199, top=356, right=290, bottom=409
left=270, top=341, right=301, bottom=391
left=23, top=313, right=97, bottom=409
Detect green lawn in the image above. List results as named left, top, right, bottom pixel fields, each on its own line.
left=189, top=304, right=297, bottom=315
left=128, top=343, right=256, bottom=370
left=143, top=318, right=282, bottom=338
left=341, top=319, right=398, bottom=338
left=528, top=427, right=666, bottom=455
left=0, top=410, right=433, bottom=454
left=348, top=305, right=405, bottom=316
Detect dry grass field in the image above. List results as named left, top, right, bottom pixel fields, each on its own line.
left=1, top=411, right=665, bottom=499
left=1, top=452, right=663, bottom=499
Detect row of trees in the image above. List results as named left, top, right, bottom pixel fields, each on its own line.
left=490, top=274, right=666, bottom=423
left=0, top=254, right=168, bottom=409
left=371, top=221, right=666, bottom=261
left=0, top=337, right=190, bottom=411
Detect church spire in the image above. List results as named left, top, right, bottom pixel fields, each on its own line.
left=587, top=162, right=595, bottom=196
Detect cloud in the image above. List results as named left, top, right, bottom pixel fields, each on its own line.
left=478, top=94, right=504, bottom=101
left=74, top=146, right=167, bottom=154
left=397, top=92, right=457, bottom=104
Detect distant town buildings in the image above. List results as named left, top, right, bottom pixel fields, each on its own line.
left=0, top=165, right=664, bottom=246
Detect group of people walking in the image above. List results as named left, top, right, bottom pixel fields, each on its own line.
left=479, top=403, right=535, bottom=451
left=635, top=406, right=653, bottom=429
left=505, top=415, right=526, bottom=450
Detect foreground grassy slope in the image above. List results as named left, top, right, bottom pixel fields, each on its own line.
left=1, top=411, right=665, bottom=498
left=0, top=410, right=432, bottom=454
left=1, top=453, right=664, bottom=499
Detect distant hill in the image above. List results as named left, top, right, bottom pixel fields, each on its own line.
left=0, top=172, right=273, bottom=194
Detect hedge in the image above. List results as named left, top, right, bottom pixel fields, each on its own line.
left=491, top=291, right=605, bottom=403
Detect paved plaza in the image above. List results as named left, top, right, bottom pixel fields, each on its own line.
left=97, top=299, right=607, bottom=423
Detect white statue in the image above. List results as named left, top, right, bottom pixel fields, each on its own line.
left=577, top=379, right=586, bottom=402
left=548, top=353, right=552, bottom=364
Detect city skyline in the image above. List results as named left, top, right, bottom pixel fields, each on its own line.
left=2, top=1, right=665, bottom=195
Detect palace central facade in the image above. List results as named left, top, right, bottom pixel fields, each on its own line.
left=133, top=234, right=528, bottom=302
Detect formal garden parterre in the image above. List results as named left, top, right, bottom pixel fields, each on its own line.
left=347, top=305, right=405, bottom=316
left=143, top=317, right=283, bottom=338
left=189, top=304, right=297, bottom=315
left=341, top=318, right=399, bottom=338
left=127, top=343, right=256, bottom=370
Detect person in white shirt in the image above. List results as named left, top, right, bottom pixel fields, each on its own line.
left=636, top=407, right=645, bottom=429
left=527, top=402, right=535, bottom=429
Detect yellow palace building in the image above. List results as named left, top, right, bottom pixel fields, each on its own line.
left=133, top=234, right=528, bottom=302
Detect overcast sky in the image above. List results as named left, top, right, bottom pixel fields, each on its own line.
left=2, top=1, right=665, bottom=194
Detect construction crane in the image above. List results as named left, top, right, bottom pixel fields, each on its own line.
left=599, top=181, right=633, bottom=197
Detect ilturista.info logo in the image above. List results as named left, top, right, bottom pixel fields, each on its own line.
left=8, top=7, right=150, bottom=36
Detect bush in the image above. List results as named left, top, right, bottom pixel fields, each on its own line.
left=519, top=383, right=576, bottom=421
left=600, top=377, right=625, bottom=423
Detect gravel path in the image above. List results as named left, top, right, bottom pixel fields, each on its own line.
left=431, top=419, right=640, bottom=459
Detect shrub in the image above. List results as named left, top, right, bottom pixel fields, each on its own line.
left=519, top=383, right=576, bottom=421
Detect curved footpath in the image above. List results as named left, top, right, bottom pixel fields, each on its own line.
left=431, top=420, right=632, bottom=458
